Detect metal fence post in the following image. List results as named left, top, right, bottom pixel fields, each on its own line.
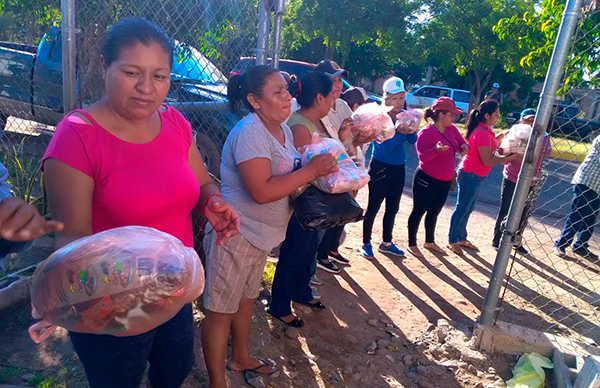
left=271, top=0, right=285, bottom=69
left=61, top=0, right=78, bottom=113
left=256, top=0, right=271, bottom=65
left=479, top=0, right=585, bottom=325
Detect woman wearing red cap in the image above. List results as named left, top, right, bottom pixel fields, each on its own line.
left=407, top=97, right=468, bottom=256
left=447, top=100, right=521, bottom=254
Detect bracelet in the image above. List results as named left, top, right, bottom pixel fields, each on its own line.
left=203, top=193, right=223, bottom=212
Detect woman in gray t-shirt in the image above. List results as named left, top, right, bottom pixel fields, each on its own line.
left=202, top=66, right=338, bottom=388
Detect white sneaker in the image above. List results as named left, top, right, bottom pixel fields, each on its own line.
left=554, top=246, right=566, bottom=257
left=311, top=287, right=322, bottom=300
left=310, top=275, right=323, bottom=285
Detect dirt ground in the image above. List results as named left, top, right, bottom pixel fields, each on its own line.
left=1, top=184, right=598, bottom=388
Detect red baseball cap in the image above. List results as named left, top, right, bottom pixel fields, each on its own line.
left=432, top=97, right=462, bottom=115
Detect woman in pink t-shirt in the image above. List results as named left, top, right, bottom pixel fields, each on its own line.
left=407, top=97, right=468, bottom=257
left=42, top=18, right=240, bottom=388
left=447, top=100, right=521, bottom=255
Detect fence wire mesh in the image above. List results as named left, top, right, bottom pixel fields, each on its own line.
left=0, top=0, right=266, bottom=273
left=495, top=2, right=600, bottom=356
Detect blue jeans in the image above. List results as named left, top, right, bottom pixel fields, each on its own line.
left=269, top=214, right=319, bottom=317
left=448, top=170, right=487, bottom=244
left=69, top=304, right=194, bottom=388
left=555, top=184, right=600, bottom=250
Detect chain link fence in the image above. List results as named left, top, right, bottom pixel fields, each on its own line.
left=484, top=0, right=600, bottom=356
left=0, top=0, right=278, bottom=274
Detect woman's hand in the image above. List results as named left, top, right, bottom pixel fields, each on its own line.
left=338, top=118, right=355, bottom=141
left=460, top=144, right=469, bottom=156
left=435, top=141, right=450, bottom=153
left=308, top=153, right=339, bottom=178
left=0, top=197, right=64, bottom=242
left=353, top=131, right=378, bottom=147
left=204, top=196, right=241, bottom=246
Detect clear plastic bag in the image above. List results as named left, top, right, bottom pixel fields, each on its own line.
left=301, top=134, right=370, bottom=194
left=29, top=226, right=204, bottom=342
left=396, top=109, right=424, bottom=134
left=351, top=102, right=396, bottom=143
left=499, top=124, right=531, bottom=155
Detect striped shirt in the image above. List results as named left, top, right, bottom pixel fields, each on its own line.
left=573, top=135, right=600, bottom=194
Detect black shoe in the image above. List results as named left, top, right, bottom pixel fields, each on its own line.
left=573, top=246, right=599, bottom=261
left=317, top=259, right=340, bottom=274
left=328, top=252, right=350, bottom=265
left=515, top=246, right=529, bottom=255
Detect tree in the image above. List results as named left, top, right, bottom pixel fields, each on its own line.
left=493, top=0, right=600, bottom=92
left=416, top=0, right=535, bottom=110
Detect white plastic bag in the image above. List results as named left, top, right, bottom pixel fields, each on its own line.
left=396, top=109, right=424, bottom=134
left=351, top=103, right=395, bottom=143
left=499, top=124, right=531, bottom=155
left=29, top=226, right=204, bottom=342
left=301, top=133, right=370, bottom=193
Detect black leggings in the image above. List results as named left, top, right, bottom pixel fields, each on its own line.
left=363, top=159, right=405, bottom=244
left=407, top=169, right=451, bottom=246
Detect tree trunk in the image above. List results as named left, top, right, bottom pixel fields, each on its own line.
left=425, top=66, right=433, bottom=84
left=324, top=40, right=334, bottom=60
left=25, top=15, right=35, bottom=45
left=468, top=69, right=492, bottom=112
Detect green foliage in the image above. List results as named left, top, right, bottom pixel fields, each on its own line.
left=493, top=0, right=600, bottom=93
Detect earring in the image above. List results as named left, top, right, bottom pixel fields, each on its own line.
left=257, top=106, right=261, bottom=110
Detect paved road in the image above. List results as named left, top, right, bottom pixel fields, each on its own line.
left=400, top=144, right=579, bottom=220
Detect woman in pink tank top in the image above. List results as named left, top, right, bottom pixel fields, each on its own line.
left=42, top=18, right=239, bottom=388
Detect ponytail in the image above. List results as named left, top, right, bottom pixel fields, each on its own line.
left=423, top=107, right=448, bottom=123
left=226, top=65, right=278, bottom=114
left=466, top=99, right=499, bottom=139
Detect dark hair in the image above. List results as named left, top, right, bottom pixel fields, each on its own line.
left=423, top=107, right=450, bottom=122
left=279, top=71, right=297, bottom=88
left=466, top=99, right=499, bottom=139
left=289, top=71, right=333, bottom=108
left=227, top=65, right=279, bottom=113
left=341, top=88, right=366, bottom=108
left=103, top=17, right=174, bottom=69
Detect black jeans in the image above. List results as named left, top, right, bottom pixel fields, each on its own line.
left=269, top=214, right=319, bottom=317
left=317, top=226, right=344, bottom=261
left=493, top=178, right=535, bottom=247
left=407, top=169, right=451, bottom=246
left=363, top=159, right=405, bottom=244
left=69, top=304, right=194, bottom=388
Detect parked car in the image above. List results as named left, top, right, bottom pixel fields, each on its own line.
left=231, top=57, right=383, bottom=103
left=406, top=85, right=470, bottom=119
left=505, top=105, right=600, bottom=140
left=0, top=26, right=238, bottom=175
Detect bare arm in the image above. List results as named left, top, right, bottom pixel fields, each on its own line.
left=291, top=124, right=313, bottom=149
left=44, top=159, right=95, bottom=249
left=477, top=146, right=521, bottom=166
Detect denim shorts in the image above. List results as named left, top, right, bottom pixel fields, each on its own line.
left=69, top=303, right=195, bottom=388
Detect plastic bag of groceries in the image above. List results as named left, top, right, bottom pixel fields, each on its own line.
left=499, top=124, right=531, bottom=155
left=396, top=109, right=424, bottom=134
left=301, top=133, right=370, bottom=194
left=29, top=226, right=204, bottom=343
left=351, top=102, right=395, bottom=143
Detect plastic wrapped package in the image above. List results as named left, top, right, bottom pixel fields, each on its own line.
left=29, top=226, right=204, bottom=343
left=301, top=134, right=370, bottom=193
left=499, top=124, right=532, bottom=155
left=351, top=103, right=395, bottom=143
left=396, top=109, right=424, bottom=134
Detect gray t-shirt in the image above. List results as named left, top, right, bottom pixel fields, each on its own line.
left=220, top=113, right=301, bottom=251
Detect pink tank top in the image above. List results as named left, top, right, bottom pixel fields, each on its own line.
left=42, top=106, right=200, bottom=247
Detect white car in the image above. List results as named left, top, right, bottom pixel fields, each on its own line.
left=406, top=85, right=470, bottom=118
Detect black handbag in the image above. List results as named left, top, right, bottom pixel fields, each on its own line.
left=293, top=185, right=364, bottom=232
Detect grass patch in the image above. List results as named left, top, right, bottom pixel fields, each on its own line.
left=262, top=261, right=276, bottom=289
left=549, top=136, right=591, bottom=162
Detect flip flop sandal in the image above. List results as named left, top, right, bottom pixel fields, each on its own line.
left=457, top=240, right=479, bottom=251
left=266, top=310, right=305, bottom=327
left=446, top=244, right=463, bottom=255
left=296, top=300, right=327, bottom=310
left=227, top=357, right=278, bottom=375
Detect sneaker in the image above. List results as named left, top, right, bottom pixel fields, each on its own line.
left=378, top=242, right=405, bottom=257
left=554, top=245, right=566, bottom=257
left=573, top=246, right=599, bottom=261
left=361, top=243, right=375, bottom=259
left=329, top=252, right=350, bottom=265
left=311, top=287, right=322, bottom=300
left=310, top=275, right=323, bottom=285
left=515, top=246, right=529, bottom=255
left=317, top=259, right=340, bottom=274
left=492, top=243, right=499, bottom=252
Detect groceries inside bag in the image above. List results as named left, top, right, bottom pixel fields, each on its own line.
left=351, top=103, right=396, bottom=143
left=29, top=226, right=205, bottom=342
left=499, top=124, right=532, bottom=155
